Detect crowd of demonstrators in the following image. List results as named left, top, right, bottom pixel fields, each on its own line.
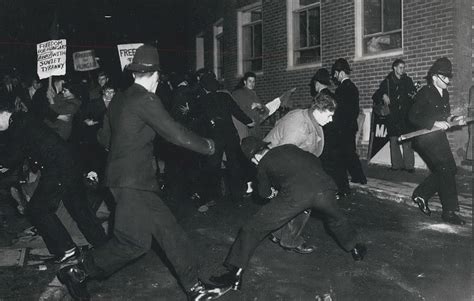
left=0, top=45, right=468, bottom=301
left=372, top=59, right=417, bottom=172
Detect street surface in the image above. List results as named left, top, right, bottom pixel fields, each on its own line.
left=0, top=191, right=471, bottom=301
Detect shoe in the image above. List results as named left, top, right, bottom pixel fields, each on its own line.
left=351, top=243, right=367, bottom=261
left=187, top=280, right=229, bottom=301
left=283, top=242, right=316, bottom=254
left=57, top=263, right=90, bottom=300
left=268, top=234, right=280, bottom=244
left=441, top=211, right=466, bottom=225
left=335, top=191, right=351, bottom=200
left=403, top=168, right=415, bottom=174
left=412, top=196, right=431, bottom=216
left=209, top=267, right=243, bottom=291
left=388, top=167, right=400, bottom=171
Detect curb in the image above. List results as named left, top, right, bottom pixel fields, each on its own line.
left=352, top=181, right=472, bottom=222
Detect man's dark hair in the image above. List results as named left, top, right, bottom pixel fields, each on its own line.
left=234, top=71, right=257, bottom=90
left=97, top=71, right=108, bottom=78
left=101, top=82, right=116, bottom=92
left=392, top=58, right=405, bottom=69
left=310, top=93, right=336, bottom=112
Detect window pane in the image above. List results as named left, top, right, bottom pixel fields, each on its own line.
left=299, top=10, right=307, bottom=48
left=308, top=7, right=320, bottom=46
left=299, top=0, right=318, bottom=6
left=363, top=31, right=401, bottom=54
left=251, top=58, right=262, bottom=71
left=243, top=25, right=252, bottom=59
left=295, top=47, right=320, bottom=65
left=253, top=23, right=262, bottom=57
left=383, top=0, right=401, bottom=31
left=364, top=0, right=381, bottom=35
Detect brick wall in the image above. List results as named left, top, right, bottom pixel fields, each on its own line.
left=187, top=0, right=471, bottom=165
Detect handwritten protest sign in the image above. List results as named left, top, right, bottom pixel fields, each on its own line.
left=117, top=43, right=143, bottom=70
left=37, top=39, right=67, bottom=79
left=73, top=50, right=99, bottom=71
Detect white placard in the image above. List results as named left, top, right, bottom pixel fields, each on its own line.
left=37, top=39, right=67, bottom=80
left=73, top=50, right=99, bottom=71
left=117, top=43, right=144, bottom=70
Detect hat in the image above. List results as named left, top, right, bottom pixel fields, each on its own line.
left=126, top=45, right=161, bottom=73
left=310, top=68, right=331, bottom=86
left=200, top=72, right=219, bottom=92
left=241, top=136, right=270, bottom=160
left=331, top=58, right=351, bottom=75
left=428, top=57, right=452, bottom=78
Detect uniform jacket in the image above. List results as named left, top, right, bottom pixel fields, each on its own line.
left=334, top=79, right=360, bottom=136
left=256, top=144, right=334, bottom=200
left=263, top=108, right=324, bottom=157
left=102, top=83, right=212, bottom=192
left=408, top=84, right=452, bottom=156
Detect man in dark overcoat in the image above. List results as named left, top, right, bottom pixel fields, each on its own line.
left=57, top=45, right=222, bottom=300
left=331, top=58, right=367, bottom=187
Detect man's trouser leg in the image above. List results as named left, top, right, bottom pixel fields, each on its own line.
left=271, top=210, right=311, bottom=248
left=62, top=179, right=107, bottom=248
left=225, top=193, right=309, bottom=269
left=27, top=178, right=76, bottom=256
left=402, top=141, right=415, bottom=170
left=389, top=136, right=404, bottom=169
left=88, top=188, right=198, bottom=290
left=310, top=191, right=357, bottom=251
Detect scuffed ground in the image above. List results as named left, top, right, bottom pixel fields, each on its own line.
left=0, top=190, right=471, bottom=301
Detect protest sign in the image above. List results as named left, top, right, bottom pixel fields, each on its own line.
left=37, top=39, right=67, bottom=79
left=73, top=50, right=99, bottom=71
left=367, top=113, right=389, bottom=161
left=117, top=43, right=144, bottom=70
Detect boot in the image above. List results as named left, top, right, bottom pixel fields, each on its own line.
left=441, top=211, right=466, bottom=225
left=187, top=280, right=229, bottom=300
left=209, top=266, right=243, bottom=291
left=351, top=243, right=367, bottom=261
left=57, top=263, right=90, bottom=300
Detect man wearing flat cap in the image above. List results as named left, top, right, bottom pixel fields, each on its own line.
left=208, top=133, right=367, bottom=294
left=408, top=57, right=466, bottom=225
left=58, top=45, right=223, bottom=300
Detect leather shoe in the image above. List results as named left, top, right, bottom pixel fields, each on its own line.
left=412, top=196, right=431, bottom=216
left=187, top=280, right=229, bottom=301
left=209, top=266, right=243, bottom=291
left=351, top=178, right=367, bottom=185
left=351, top=243, right=367, bottom=261
left=45, top=247, right=80, bottom=264
left=441, top=211, right=466, bottom=225
left=57, top=263, right=90, bottom=300
left=283, top=242, right=316, bottom=254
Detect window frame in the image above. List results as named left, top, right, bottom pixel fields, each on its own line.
left=213, top=18, right=224, bottom=80
left=354, top=0, right=403, bottom=61
left=287, top=0, right=322, bottom=70
left=237, top=2, right=263, bottom=76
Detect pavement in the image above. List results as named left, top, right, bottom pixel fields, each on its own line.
left=354, top=162, right=473, bottom=223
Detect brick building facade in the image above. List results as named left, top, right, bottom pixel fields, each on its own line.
left=186, top=0, right=472, bottom=166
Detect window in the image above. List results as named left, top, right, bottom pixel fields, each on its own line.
left=287, top=0, right=321, bottom=67
left=237, top=3, right=263, bottom=74
left=213, top=19, right=224, bottom=79
left=195, top=34, right=204, bottom=70
left=356, top=0, right=402, bottom=58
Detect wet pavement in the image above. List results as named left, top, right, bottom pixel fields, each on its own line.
left=0, top=176, right=471, bottom=301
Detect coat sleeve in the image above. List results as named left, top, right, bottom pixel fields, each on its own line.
left=227, top=94, right=253, bottom=125
left=408, top=87, right=435, bottom=130
left=137, top=94, right=213, bottom=155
